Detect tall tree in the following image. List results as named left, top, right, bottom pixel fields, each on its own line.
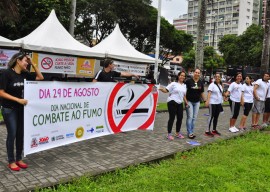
left=75, top=0, right=193, bottom=57
left=0, top=0, right=19, bottom=23
left=0, top=0, right=70, bottom=40
left=218, top=24, right=263, bottom=67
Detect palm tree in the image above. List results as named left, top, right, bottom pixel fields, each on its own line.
left=261, top=0, right=270, bottom=73
left=195, top=0, right=213, bottom=70
left=0, top=0, right=19, bottom=23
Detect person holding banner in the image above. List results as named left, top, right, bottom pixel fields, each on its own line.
left=159, top=72, right=188, bottom=140
left=92, top=59, right=139, bottom=82
left=0, top=52, right=44, bottom=171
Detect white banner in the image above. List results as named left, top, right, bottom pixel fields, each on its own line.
left=0, top=49, right=19, bottom=69
left=38, top=53, right=77, bottom=74
left=114, top=61, right=147, bottom=76
left=24, top=81, right=158, bottom=156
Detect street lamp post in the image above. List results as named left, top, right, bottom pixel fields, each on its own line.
left=154, top=0, right=162, bottom=82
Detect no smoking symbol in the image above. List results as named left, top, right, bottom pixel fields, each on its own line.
left=41, top=57, right=53, bottom=70
left=107, top=84, right=158, bottom=133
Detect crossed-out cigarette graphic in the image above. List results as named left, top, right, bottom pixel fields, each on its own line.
left=115, top=88, right=149, bottom=116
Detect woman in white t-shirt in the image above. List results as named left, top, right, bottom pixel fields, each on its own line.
left=225, top=73, right=244, bottom=133
left=159, top=72, right=188, bottom=140
left=205, top=73, right=224, bottom=136
left=239, top=76, right=253, bottom=130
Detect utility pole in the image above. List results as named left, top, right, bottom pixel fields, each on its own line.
left=261, top=0, right=270, bottom=74
left=69, top=0, right=76, bottom=36
left=195, top=0, right=208, bottom=69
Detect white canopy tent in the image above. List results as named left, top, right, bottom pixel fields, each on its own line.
left=14, top=10, right=104, bottom=58
left=91, top=24, right=156, bottom=63
left=0, top=36, right=20, bottom=48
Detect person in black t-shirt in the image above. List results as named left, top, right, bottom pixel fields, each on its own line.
left=92, top=59, right=139, bottom=82
left=185, top=68, right=206, bottom=139
left=0, top=52, right=44, bottom=171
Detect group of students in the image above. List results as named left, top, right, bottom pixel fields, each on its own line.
left=226, top=72, right=270, bottom=132
left=1, top=53, right=268, bottom=171
left=160, top=70, right=270, bottom=141
left=159, top=68, right=206, bottom=140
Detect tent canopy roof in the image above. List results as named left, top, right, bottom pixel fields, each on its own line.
left=0, top=36, right=20, bottom=48
left=14, top=10, right=104, bottom=58
left=91, top=24, right=156, bottom=63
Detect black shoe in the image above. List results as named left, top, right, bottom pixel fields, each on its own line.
left=188, top=134, right=196, bottom=139
left=204, top=131, right=214, bottom=137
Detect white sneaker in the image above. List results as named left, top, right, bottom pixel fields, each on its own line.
left=229, top=127, right=237, bottom=133
left=261, top=123, right=268, bottom=128
left=233, top=126, right=239, bottom=132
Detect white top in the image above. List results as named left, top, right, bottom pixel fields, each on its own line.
left=208, top=82, right=223, bottom=104
left=166, top=82, right=186, bottom=104
left=242, top=84, right=254, bottom=103
left=254, top=79, right=268, bottom=101
left=228, top=82, right=243, bottom=102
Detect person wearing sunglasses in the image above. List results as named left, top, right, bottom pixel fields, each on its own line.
left=0, top=52, right=44, bottom=171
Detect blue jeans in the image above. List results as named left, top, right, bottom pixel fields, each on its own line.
left=186, top=101, right=200, bottom=135
left=1, top=107, right=24, bottom=163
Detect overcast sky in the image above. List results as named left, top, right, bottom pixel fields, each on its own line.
left=151, top=0, right=188, bottom=24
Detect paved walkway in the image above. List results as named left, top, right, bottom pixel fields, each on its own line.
left=0, top=106, right=253, bottom=192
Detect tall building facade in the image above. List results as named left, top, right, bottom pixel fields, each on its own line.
left=173, top=14, right=188, bottom=32
left=187, top=0, right=261, bottom=50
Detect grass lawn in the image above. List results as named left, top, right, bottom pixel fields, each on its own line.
left=40, top=131, right=270, bottom=192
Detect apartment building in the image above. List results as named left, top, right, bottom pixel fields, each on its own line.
left=173, top=14, right=188, bottom=32
left=187, top=0, right=261, bottom=50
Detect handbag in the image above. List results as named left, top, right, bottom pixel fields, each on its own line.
left=215, top=82, right=224, bottom=113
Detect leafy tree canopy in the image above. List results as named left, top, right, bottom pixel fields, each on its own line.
left=218, top=24, right=263, bottom=67
left=0, top=0, right=193, bottom=63
left=0, top=0, right=70, bottom=40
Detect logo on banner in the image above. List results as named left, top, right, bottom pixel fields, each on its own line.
left=81, top=60, right=91, bottom=69
left=75, top=127, right=84, bottom=138
left=39, top=136, right=49, bottom=145
left=31, top=138, right=38, bottom=148
left=41, top=57, right=53, bottom=70
left=106, top=84, right=158, bottom=133
left=96, top=125, right=104, bottom=133
left=87, top=127, right=95, bottom=133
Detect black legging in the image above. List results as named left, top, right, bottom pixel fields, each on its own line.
left=167, top=100, right=183, bottom=133
left=207, top=104, right=222, bottom=132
